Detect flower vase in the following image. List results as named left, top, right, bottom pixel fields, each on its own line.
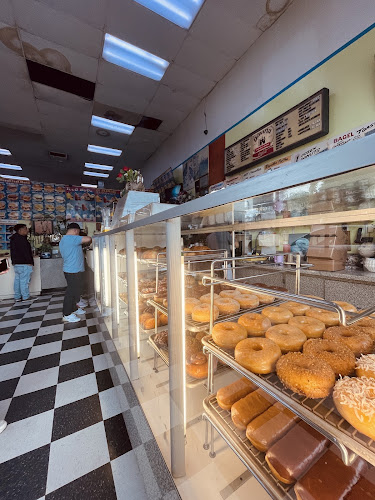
left=121, top=181, right=145, bottom=197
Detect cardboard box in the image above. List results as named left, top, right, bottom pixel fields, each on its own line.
left=310, top=225, right=346, bottom=237
left=307, top=258, right=346, bottom=271
left=309, top=235, right=348, bottom=246
left=307, top=201, right=336, bottom=214
left=307, top=245, right=347, bottom=260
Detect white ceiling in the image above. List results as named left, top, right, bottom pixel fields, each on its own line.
left=0, top=0, right=294, bottom=187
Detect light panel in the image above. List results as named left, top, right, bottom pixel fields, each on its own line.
left=102, top=33, right=169, bottom=81
left=87, top=144, right=122, bottom=156
left=85, top=162, right=113, bottom=171
left=0, top=174, right=29, bottom=180
left=81, top=183, right=98, bottom=188
left=0, top=163, right=22, bottom=171
left=134, top=0, right=205, bottom=29
left=83, top=170, right=109, bottom=178
left=0, top=148, right=11, bottom=156
left=91, top=115, right=135, bottom=135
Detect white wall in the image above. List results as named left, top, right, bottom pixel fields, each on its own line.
left=142, top=0, right=375, bottom=186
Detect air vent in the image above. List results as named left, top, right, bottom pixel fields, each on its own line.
left=49, top=151, right=68, bottom=161
left=26, top=60, right=95, bottom=100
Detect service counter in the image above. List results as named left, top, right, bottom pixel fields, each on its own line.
left=0, top=257, right=42, bottom=299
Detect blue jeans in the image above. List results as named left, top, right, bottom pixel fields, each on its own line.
left=14, top=264, right=33, bottom=300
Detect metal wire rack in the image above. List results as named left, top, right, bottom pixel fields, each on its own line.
left=203, top=395, right=296, bottom=500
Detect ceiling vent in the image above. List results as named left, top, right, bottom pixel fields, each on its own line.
left=49, top=151, right=68, bottom=161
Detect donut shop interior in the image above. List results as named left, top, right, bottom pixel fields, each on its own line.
left=1, top=1, right=375, bottom=499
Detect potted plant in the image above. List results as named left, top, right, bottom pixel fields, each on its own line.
left=116, top=167, right=145, bottom=196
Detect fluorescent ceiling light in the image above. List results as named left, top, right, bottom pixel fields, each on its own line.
left=83, top=170, right=109, bottom=178
left=0, top=174, right=29, bottom=180
left=0, top=163, right=22, bottom=171
left=0, top=148, right=11, bottom=156
left=91, top=115, right=135, bottom=135
left=81, top=183, right=97, bottom=188
left=134, top=0, right=205, bottom=29
left=103, top=33, right=169, bottom=81
left=87, top=145, right=122, bottom=156
left=85, top=162, right=113, bottom=171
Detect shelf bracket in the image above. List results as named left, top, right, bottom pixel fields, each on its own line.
left=336, top=442, right=359, bottom=466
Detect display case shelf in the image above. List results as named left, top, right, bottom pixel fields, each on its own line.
left=203, top=395, right=295, bottom=500
left=202, top=335, right=375, bottom=467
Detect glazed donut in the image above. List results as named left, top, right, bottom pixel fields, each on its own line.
left=288, top=316, right=325, bottom=338
left=191, top=303, right=219, bottom=323
left=238, top=313, right=271, bottom=337
left=236, top=294, right=259, bottom=310
left=281, top=301, right=310, bottom=316
left=356, top=354, right=375, bottom=378
left=235, top=338, right=281, bottom=374
left=185, top=298, right=200, bottom=315
left=276, top=352, right=335, bottom=398
left=163, top=298, right=168, bottom=308
left=219, top=290, right=242, bottom=299
left=333, top=301, right=357, bottom=312
left=199, top=293, right=220, bottom=304
left=333, top=376, right=375, bottom=441
left=265, top=324, right=307, bottom=353
left=186, top=352, right=208, bottom=379
left=262, top=306, right=293, bottom=325
left=252, top=291, right=275, bottom=305
left=142, top=249, right=158, bottom=259
left=212, top=322, right=247, bottom=349
left=303, top=338, right=355, bottom=377
left=323, top=326, right=373, bottom=357
left=140, top=313, right=155, bottom=330
left=305, top=307, right=340, bottom=327
left=215, top=298, right=241, bottom=315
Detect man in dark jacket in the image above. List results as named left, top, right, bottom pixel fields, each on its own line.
left=10, top=224, right=34, bottom=302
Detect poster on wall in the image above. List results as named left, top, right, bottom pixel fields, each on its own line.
left=183, top=146, right=209, bottom=192
left=225, top=88, right=329, bottom=175
left=0, top=179, right=32, bottom=220
left=30, top=182, right=67, bottom=221
left=66, top=186, right=96, bottom=222
left=95, top=189, right=120, bottom=222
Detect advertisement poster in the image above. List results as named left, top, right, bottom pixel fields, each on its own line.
left=30, top=182, right=66, bottom=221
left=0, top=220, right=15, bottom=250
left=183, top=146, right=209, bottom=192
left=95, top=189, right=120, bottom=222
left=66, top=186, right=96, bottom=222
left=0, top=179, right=32, bottom=220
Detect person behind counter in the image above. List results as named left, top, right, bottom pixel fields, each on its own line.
left=10, top=224, right=34, bottom=302
left=59, top=223, right=92, bottom=323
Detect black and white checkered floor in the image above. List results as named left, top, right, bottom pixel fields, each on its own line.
left=0, top=292, right=179, bottom=500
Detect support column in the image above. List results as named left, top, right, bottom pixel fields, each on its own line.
left=125, top=229, right=139, bottom=381
left=108, top=235, right=118, bottom=339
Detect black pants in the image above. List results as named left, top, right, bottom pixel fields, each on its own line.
left=63, top=272, right=83, bottom=316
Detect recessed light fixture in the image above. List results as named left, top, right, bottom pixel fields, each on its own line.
left=84, top=162, right=113, bottom=171
left=0, top=174, right=29, bottom=180
left=134, top=0, right=205, bottom=29
left=0, top=148, right=11, bottom=156
left=0, top=163, right=22, bottom=171
left=102, top=34, right=169, bottom=81
left=91, top=115, right=135, bottom=135
left=87, top=145, right=122, bottom=156
left=83, top=170, right=109, bottom=178
left=81, top=183, right=98, bottom=188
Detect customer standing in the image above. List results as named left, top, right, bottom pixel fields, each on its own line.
left=10, top=224, right=34, bottom=302
left=59, top=223, right=92, bottom=323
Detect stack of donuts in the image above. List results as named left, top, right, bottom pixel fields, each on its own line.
left=210, top=293, right=375, bottom=441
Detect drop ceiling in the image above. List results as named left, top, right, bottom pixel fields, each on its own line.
left=0, top=0, right=294, bottom=188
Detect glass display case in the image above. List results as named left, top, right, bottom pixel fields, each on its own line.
left=94, top=135, right=375, bottom=499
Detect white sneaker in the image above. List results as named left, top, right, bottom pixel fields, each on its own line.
left=63, top=313, right=81, bottom=323
left=0, top=420, right=7, bottom=434
left=77, top=299, right=88, bottom=308
left=74, top=308, right=86, bottom=315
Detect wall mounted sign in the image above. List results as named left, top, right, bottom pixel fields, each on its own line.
left=225, top=88, right=329, bottom=175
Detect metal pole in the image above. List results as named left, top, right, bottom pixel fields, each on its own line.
left=108, top=235, right=118, bottom=339
left=125, top=230, right=139, bottom=381
left=166, top=217, right=186, bottom=478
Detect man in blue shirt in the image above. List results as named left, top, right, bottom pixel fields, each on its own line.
left=59, top=223, right=92, bottom=323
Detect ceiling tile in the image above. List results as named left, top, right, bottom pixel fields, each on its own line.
left=12, top=0, right=103, bottom=58
left=174, top=36, right=235, bottom=82
left=190, top=0, right=262, bottom=60
left=20, top=30, right=99, bottom=81
left=212, top=0, right=268, bottom=25
left=143, top=102, right=188, bottom=135
left=162, top=64, right=215, bottom=99
left=0, top=24, right=30, bottom=79
left=106, top=0, right=187, bottom=61
left=87, top=128, right=131, bottom=151
left=32, top=82, right=94, bottom=112
left=94, top=83, right=150, bottom=115
left=149, top=84, right=199, bottom=115
left=0, top=0, right=15, bottom=25
left=36, top=0, right=110, bottom=30
left=127, top=127, right=169, bottom=148
left=0, top=78, right=42, bottom=132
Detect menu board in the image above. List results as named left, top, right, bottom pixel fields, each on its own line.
left=225, top=88, right=329, bottom=175
left=31, top=182, right=66, bottom=221
left=0, top=179, right=32, bottom=220
left=66, top=186, right=96, bottom=222
left=95, top=189, right=120, bottom=222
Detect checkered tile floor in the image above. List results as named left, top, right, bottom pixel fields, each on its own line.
left=0, top=292, right=149, bottom=500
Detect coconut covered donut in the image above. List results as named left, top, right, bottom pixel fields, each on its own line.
left=333, top=376, right=375, bottom=441
left=356, top=354, right=375, bottom=378
left=262, top=306, right=293, bottom=325
left=323, top=326, right=373, bottom=357
left=288, top=316, right=325, bottom=338
left=303, top=338, right=356, bottom=377
left=276, top=352, right=335, bottom=398
left=265, top=324, right=307, bottom=353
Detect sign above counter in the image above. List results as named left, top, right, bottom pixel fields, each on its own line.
left=225, top=88, right=329, bottom=175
